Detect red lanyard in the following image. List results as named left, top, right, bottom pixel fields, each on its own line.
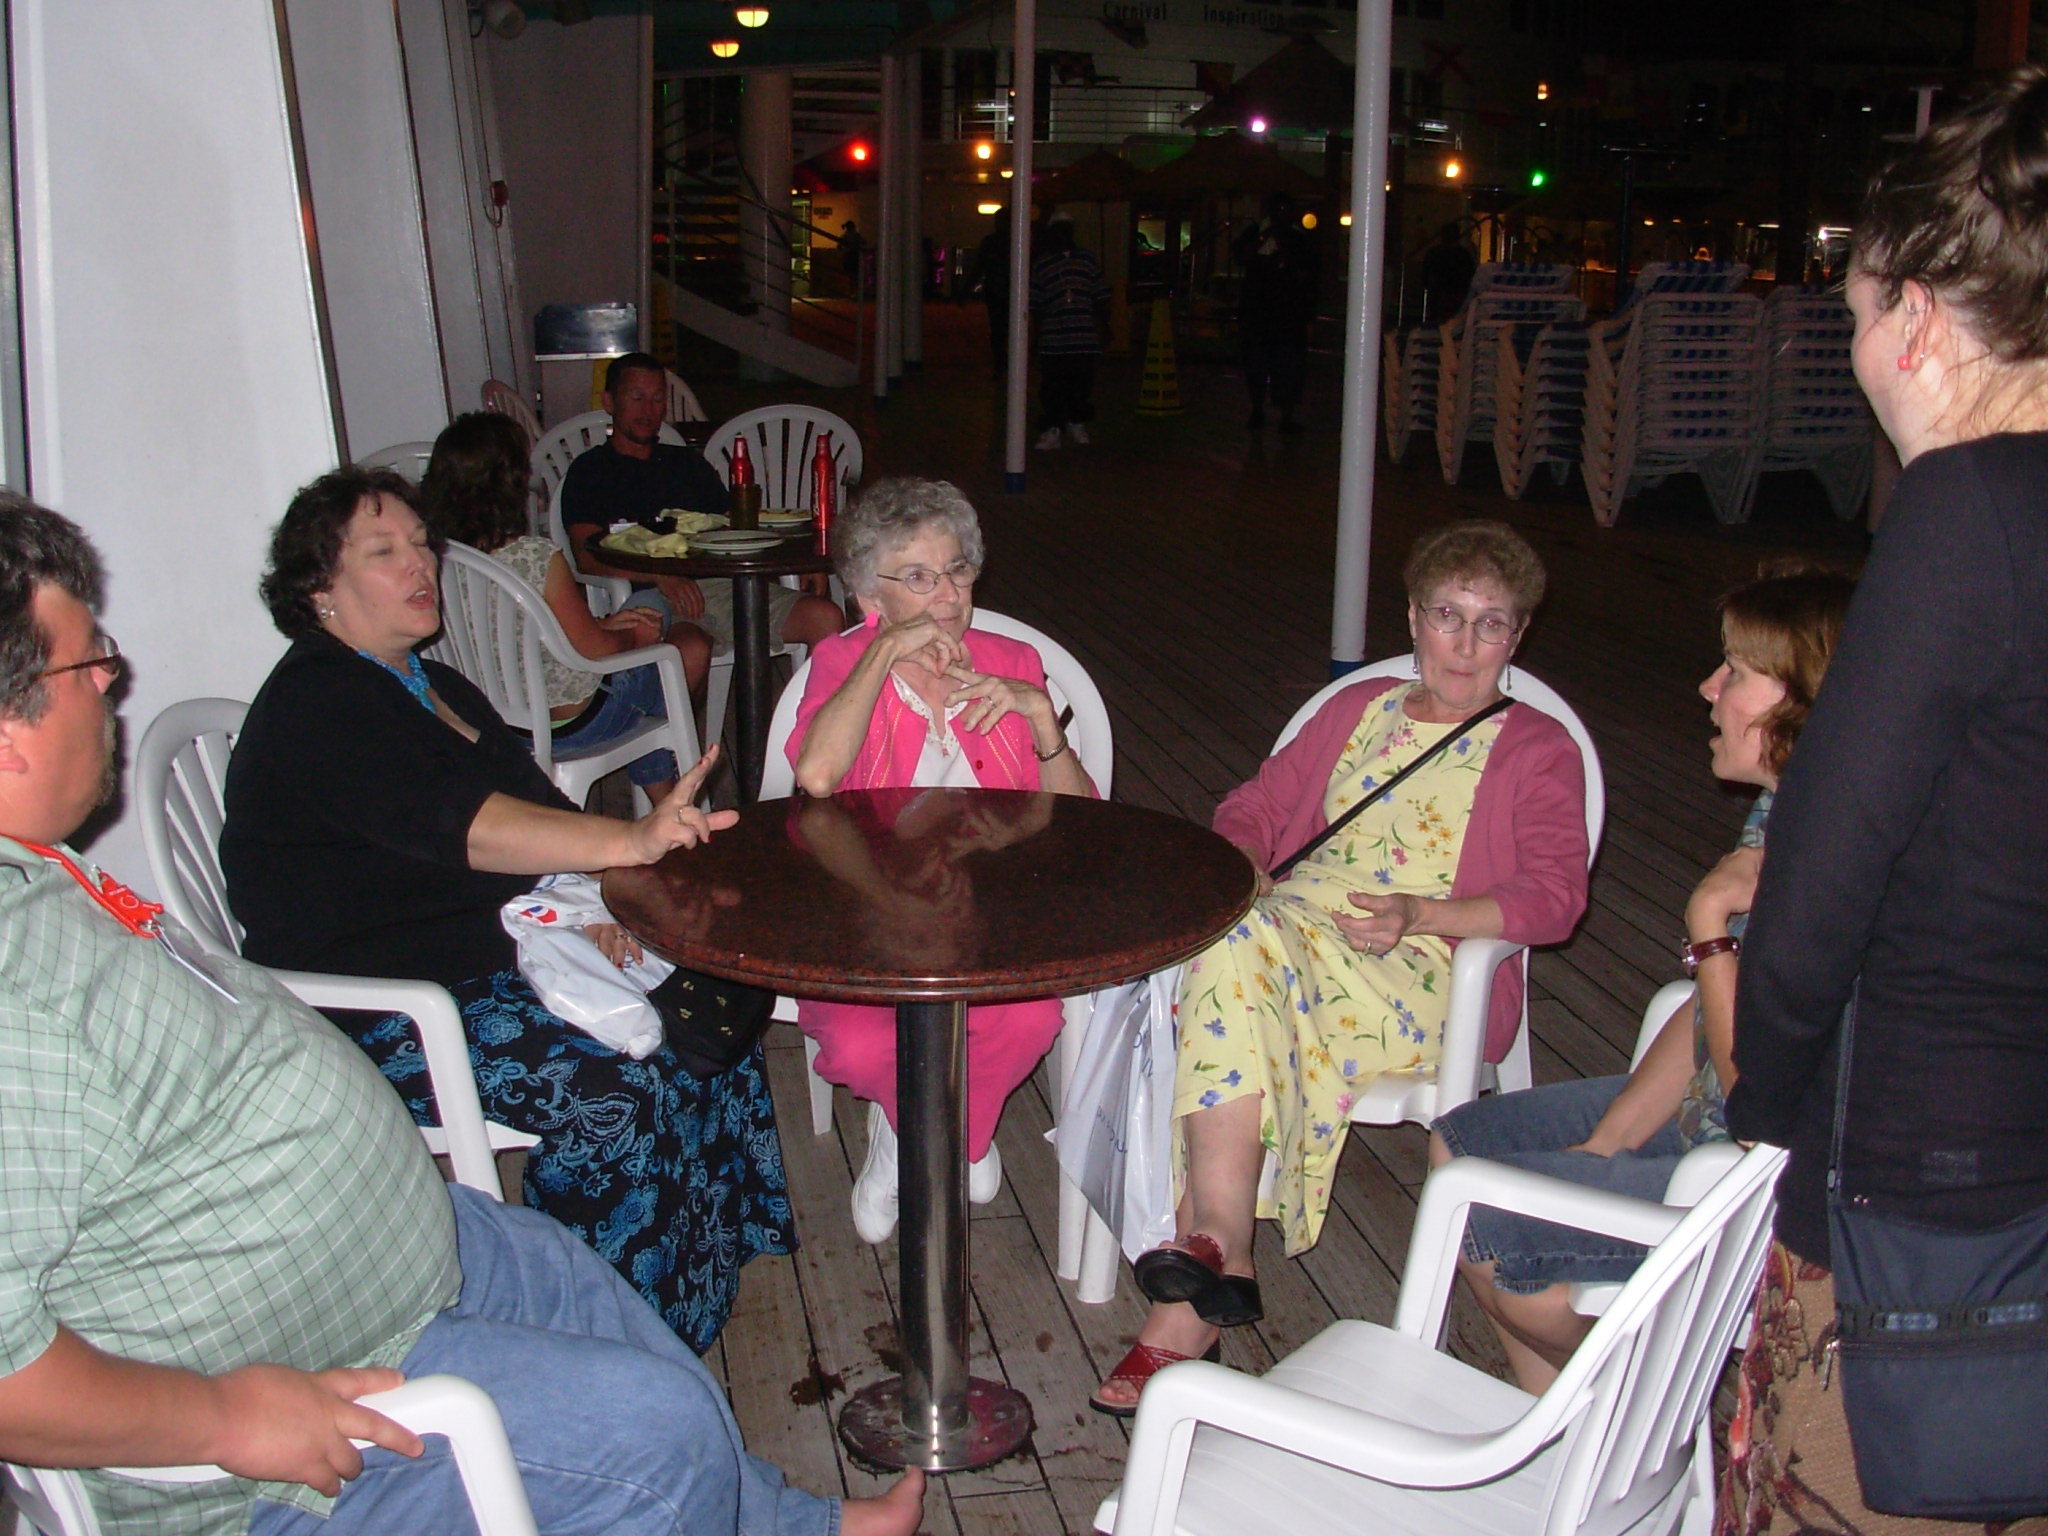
left=17, top=841, right=164, bottom=938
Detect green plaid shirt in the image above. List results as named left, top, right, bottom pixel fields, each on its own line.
left=0, top=838, right=460, bottom=1535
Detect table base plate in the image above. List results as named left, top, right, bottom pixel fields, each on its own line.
left=837, top=1377, right=1034, bottom=1472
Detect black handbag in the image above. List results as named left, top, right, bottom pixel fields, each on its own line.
left=646, top=966, right=774, bottom=1079
left=1827, top=988, right=2048, bottom=1521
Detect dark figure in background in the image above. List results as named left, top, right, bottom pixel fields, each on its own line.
left=971, top=207, right=1013, bottom=377
left=1421, top=221, right=1478, bottom=327
left=1234, top=194, right=1321, bottom=434
left=1029, top=213, right=1111, bottom=450
left=838, top=221, right=867, bottom=296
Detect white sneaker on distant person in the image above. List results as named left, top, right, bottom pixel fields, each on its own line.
left=1065, top=423, right=1091, bottom=445
left=969, top=1141, right=1003, bottom=1204
left=853, top=1101, right=899, bottom=1243
left=1034, top=428, right=1063, bottom=451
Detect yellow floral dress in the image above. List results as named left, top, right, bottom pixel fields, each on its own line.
left=1174, top=689, right=1503, bottom=1253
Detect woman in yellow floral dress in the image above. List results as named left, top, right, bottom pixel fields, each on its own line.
left=1093, top=521, right=1592, bottom=1414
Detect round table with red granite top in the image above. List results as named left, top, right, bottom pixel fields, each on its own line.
left=603, top=787, right=1256, bottom=1472
left=588, top=530, right=834, bottom=803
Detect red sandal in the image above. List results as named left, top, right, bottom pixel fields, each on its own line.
left=1088, top=1337, right=1222, bottom=1419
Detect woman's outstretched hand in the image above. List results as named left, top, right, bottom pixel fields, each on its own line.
left=619, top=745, right=738, bottom=865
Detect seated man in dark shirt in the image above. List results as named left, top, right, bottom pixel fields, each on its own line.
left=562, top=353, right=842, bottom=699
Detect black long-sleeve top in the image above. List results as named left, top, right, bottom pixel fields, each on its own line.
left=222, top=631, right=577, bottom=989
left=1726, top=433, right=2048, bottom=1262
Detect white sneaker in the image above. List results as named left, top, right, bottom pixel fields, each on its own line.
left=852, top=1101, right=900, bottom=1244
left=1065, top=423, right=1091, bottom=445
left=1034, top=428, right=1064, bottom=451
left=969, top=1141, right=1003, bottom=1204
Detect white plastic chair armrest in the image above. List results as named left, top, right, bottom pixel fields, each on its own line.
left=528, top=634, right=702, bottom=784
left=1633, top=980, right=1698, bottom=1071
left=570, top=570, right=632, bottom=617
left=1394, top=1155, right=1689, bottom=1347
left=1435, top=937, right=1525, bottom=1111
left=273, top=971, right=501, bottom=1199
left=102, top=1377, right=538, bottom=1536
left=1121, top=1356, right=1536, bottom=1514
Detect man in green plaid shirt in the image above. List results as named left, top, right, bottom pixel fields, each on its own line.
left=0, top=497, right=924, bottom=1536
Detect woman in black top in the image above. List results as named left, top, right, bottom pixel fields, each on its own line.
left=221, top=466, right=795, bottom=1354
left=1721, top=68, right=2048, bottom=1531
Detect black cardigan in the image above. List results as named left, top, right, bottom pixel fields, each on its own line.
left=222, top=632, right=578, bottom=990
left=1727, top=432, right=2048, bottom=1261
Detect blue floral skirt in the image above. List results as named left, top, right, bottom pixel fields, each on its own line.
left=341, top=968, right=796, bottom=1354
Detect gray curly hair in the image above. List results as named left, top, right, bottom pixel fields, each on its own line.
left=832, top=476, right=987, bottom=601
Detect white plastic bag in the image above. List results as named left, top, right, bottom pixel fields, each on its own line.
left=1056, top=968, right=1181, bottom=1262
left=500, top=874, right=673, bottom=1059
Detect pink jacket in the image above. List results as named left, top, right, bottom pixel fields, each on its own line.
left=789, top=622, right=1100, bottom=796
left=1213, top=676, right=1590, bottom=1060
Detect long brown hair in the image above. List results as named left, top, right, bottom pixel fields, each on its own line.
left=1719, top=564, right=1857, bottom=777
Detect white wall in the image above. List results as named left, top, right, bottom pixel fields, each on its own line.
left=283, top=0, right=449, bottom=457
left=12, top=0, right=339, bottom=885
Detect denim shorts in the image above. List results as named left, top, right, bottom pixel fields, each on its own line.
left=551, top=662, right=677, bottom=787
left=1432, top=1075, right=1691, bottom=1294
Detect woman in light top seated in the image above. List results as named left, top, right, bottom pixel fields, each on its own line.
left=1094, top=520, right=1591, bottom=1415
left=787, top=476, right=1096, bottom=1244
left=1429, top=564, right=1853, bottom=1393
left=421, top=410, right=688, bottom=799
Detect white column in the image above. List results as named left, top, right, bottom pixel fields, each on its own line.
left=1002, top=0, right=1036, bottom=489
left=901, top=50, right=924, bottom=367
left=283, top=0, right=450, bottom=455
left=874, top=51, right=900, bottom=399
left=1331, top=0, right=1394, bottom=670
left=12, top=0, right=337, bottom=882
left=740, top=67, right=794, bottom=382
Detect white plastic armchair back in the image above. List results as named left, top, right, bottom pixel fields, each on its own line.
left=6, top=1374, right=539, bottom=1536
left=356, top=440, right=436, bottom=480
left=481, top=378, right=542, bottom=445
left=135, top=699, right=526, bottom=1198
left=757, top=608, right=1112, bottom=800
left=428, top=543, right=700, bottom=806
left=1270, top=656, right=1603, bottom=1125
left=531, top=411, right=686, bottom=612
left=666, top=368, right=708, bottom=423
left=1101, top=1141, right=1785, bottom=1536
left=705, top=406, right=863, bottom=512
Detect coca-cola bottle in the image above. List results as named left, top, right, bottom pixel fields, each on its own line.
left=811, top=431, right=836, bottom=556
left=727, top=434, right=759, bottom=528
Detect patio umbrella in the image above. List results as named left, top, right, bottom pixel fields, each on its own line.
left=1135, top=132, right=1322, bottom=200
left=1035, top=148, right=1141, bottom=205
left=1183, top=37, right=1356, bottom=134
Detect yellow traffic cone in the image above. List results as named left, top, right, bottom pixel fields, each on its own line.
left=1136, top=300, right=1183, bottom=416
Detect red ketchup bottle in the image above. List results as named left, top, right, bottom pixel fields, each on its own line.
left=811, top=431, right=836, bottom=556
left=728, top=434, right=755, bottom=488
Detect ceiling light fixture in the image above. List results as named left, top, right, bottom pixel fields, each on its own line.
left=975, top=141, right=994, bottom=160
left=977, top=202, right=1003, bottom=214
left=710, top=36, right=740, bottom=57
left=1248, top=115, right=1269, bottom=133
left=735, top=5, right=770, bottom=24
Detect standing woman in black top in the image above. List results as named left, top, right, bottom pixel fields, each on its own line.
left=1722, top=69, right=2048, bottom=1533
left=221, top=466, right=797, bottom=1355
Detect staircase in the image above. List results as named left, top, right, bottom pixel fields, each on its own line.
left=652, top=68, right=879, bottom=387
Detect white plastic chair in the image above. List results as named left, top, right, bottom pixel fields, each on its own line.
left=1096, top=1138, right=1786, bottom=1536
left=356, top=440, right=437, bottom=481
left=705, top=406, right=863, bottom=512
left=1272, top=657, right=1605, bottom=1129
left=758, top=609, right=1123, bottom=1296
left=135, top=698, right=538, bottom=1197
left=481, top=378, right=542, bottom=446
left=6, top=1374, right=538, bottom=1536
left=428, top=543, right=702, bottom=814
left=666, top=368, right=709, bottom=424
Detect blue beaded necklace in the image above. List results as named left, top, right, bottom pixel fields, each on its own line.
left=358, top=649, right=434, bottom=713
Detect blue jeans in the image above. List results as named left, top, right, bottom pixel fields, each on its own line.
left=1432, top=1075, right=1691, bottom=1294
left=552, top=663, right=677, bottom=787
left=250, top=1189, right=835, bottom=1536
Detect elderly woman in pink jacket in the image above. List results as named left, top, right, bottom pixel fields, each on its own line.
left=789, top=477, right=1097, bottom=1245
left=1092, top=519, right=1590, bottom=1415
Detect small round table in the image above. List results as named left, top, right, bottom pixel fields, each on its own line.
left=603, top=787, right=1256, bottom=1473
left=588, top=530, right=833, bottom=802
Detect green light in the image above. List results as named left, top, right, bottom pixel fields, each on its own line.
left=1529, top=168, right=1548, bottom=188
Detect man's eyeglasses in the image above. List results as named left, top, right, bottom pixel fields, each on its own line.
left=876, top=560, right=980, bottom=596
left=40, top=635, right=123, bottom=686
left=1418, top=606, right=1519, bottom=645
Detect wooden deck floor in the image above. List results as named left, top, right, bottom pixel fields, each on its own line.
left=694, top=305, right=1867, bottom=1533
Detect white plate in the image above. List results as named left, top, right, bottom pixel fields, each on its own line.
left=691, top=529, right=785, bottom=553
left=758, top=510, right=812, bottom=526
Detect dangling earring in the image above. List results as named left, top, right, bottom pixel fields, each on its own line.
left=1410, top=653, right=1419, bottom=678
left=1503, top=660, right=1514, bottom=689
left=1896, top=353, right=1914, bottom=371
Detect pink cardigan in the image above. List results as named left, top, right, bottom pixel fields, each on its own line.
left=789, top=621, right=1100, bottom=796
left=1213, top=676, right=1590, bottom=1060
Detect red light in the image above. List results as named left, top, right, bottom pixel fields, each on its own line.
left=849, top=142, right=870, bottom=163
